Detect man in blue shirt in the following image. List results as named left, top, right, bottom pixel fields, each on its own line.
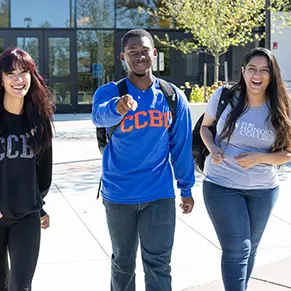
left=92, top=29, right=195, bottom=291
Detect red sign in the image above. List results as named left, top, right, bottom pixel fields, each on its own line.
left=273, top=42, right=278, bottom=50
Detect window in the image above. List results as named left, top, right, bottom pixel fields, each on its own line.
left=76, top=0, right=114, bottom=28
left=48, top=38, right=70, bottom=77
left=116, top=0, right=172, bottom=28
left=77, top=30, right=114, bottom=104
left=11, top=0, right=72, bottom=28
left=0, top=0, right=9, bottom=28
left=16, top=37, right=40, bottom=70
left=183, top=52, right=200, bottom=78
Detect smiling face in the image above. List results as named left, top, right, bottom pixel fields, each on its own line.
left=242, top=55, right=271, bottom=98
left=120, top=36, right=157, bottom=78
left=2, top=67, right=31, bottom=102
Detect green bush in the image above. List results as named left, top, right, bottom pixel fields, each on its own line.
left=181, top=82, right=226, bottom=103
left=189, top=85, right=205, bottom=102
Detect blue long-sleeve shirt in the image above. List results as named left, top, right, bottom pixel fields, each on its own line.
left=92, top=77, right=195, bottom=203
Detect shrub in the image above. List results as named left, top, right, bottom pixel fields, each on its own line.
left=190, top=85, right=205, bottom=102
left=181, top=82, right=226, bottom=103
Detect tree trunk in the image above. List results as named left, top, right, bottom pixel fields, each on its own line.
left=214, top=54, right=219, bottom=85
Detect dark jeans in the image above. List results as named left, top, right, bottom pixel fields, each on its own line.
left=203, top=181, right=279, bottom=291
left=0, top=212, right=41, bottom=291
left=103, top=198, right=176, bottom=291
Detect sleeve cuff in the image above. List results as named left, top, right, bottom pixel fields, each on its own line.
left=181, top=190, right=192, bottom=198
left=40, top=208, right=47, bottom=217
left=111, top=98, right=123, bottom=117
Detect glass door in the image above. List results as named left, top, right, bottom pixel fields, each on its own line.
left=10, top=30, right=43, bottom=72
left=44, top=30, right=77, bottom=113
left=76, top=30, right=114, bottom=113
left=10, top=30, right=77, bottom=113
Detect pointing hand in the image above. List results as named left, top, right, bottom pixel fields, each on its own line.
left=116, top=94, right=138, bottom=115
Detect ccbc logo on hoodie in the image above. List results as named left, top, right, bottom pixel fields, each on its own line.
left=0, top=134, right=34, bottom=161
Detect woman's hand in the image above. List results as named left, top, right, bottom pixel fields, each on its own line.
left=235, top=152, right=262, bottom=169
left=0, top=211, right=2, bottom=219
left=40, top=214, right=50, bottom=229
left=210, top=145, right=225, bottom=164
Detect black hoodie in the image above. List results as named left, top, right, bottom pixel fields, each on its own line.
left=0, top=110, right=52, bottom=219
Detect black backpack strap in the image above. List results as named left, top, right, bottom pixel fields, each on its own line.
left=116, top=78, right=128, bottom=96
left=96, top=127, right=107, bottom=155
left=216, top=85, right=231, bottom=121
left=157, top=78, right=177, bottom=122
left=96, top=176, right=102, bottom=199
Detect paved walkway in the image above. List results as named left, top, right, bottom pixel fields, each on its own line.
left=32, top=114, right=291, bottom=291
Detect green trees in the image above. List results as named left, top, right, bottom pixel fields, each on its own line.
left=157, top=0, right=266, bottom=84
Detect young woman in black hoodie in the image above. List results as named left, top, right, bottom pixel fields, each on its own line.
left=0, top=47, right=55, bottom=291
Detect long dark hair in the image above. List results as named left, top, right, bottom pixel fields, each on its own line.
left=219, top=47, right=291, bottom=152
left=0, top=47, right=56, bottom=154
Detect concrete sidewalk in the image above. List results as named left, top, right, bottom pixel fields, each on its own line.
left=32, top=114, right=291, bottom=291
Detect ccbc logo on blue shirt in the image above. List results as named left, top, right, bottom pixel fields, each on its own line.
left=121, top=110, right=173, bottom=132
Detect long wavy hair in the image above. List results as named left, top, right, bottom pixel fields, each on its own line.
left=0, top=47, right=56, bottom=154
left=219, top=47, right=291, bottom=152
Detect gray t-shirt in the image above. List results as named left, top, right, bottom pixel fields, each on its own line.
left=204, top=87, right=278, bottom=190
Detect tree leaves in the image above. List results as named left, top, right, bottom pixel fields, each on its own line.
left=158, top=0, right=266, bottom=58
left=155, top=0, right=291, bottom=83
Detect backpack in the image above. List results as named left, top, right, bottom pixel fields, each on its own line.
left=96, top=78, right=177, bottom=154
left=192, top=85, right=231, bottom=172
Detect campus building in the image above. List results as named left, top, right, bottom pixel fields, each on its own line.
left=0, top=0, right=260, bottom=113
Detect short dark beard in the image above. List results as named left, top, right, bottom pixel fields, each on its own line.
left=133, top=72, right=147, bottom=78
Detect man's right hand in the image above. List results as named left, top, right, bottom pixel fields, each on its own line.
left=0, top=211, right=3, bottom=219
left=116, top=94, right=138, bottom=115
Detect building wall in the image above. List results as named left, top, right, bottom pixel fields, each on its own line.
left=271, top=12, right=291, bottom=90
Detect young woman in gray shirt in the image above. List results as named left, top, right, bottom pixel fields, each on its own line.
left=200, top=47, right=291, bottom=291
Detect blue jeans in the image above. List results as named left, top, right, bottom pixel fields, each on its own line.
left=103, top=198, right=176, bottom=291
left=203, top=181, right=279, bottom=291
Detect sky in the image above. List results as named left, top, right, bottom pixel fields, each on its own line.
left=10, top=0, right=71, bottom=28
